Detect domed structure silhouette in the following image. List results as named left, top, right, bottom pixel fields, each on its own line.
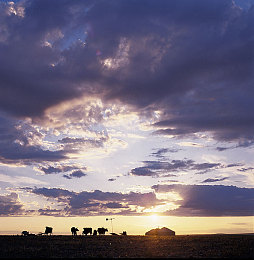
left=145, top=227, right=175, bottom=236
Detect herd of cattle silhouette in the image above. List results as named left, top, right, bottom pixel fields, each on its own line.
left=21, top=227, right=175, bottom=237
left=21, top=226, right=127, bottom=236
left=71, top=227, right=113, bottom=236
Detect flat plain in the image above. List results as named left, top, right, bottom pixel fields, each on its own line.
left=0, top=234, right=253, bottom=258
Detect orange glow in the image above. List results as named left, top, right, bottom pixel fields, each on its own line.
left=0, top=216, right=253, bottom=236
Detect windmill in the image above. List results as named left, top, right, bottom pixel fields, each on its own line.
left=106, top=217, right=115, bottom=233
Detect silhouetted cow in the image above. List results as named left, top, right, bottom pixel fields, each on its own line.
left=45, top=226, right=53, bottom=235
left=82, top=228, right=92, bottom=235
left=22, top=231, right=29, bottom=236
left=71, top=227, right=79, bottom=236
left=97, top=227, right=108, bottom=235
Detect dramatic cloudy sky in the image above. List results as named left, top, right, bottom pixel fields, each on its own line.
left=0, top=0, right=253, bottom=234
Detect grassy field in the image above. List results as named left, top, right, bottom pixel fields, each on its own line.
left=0, top=234, right=253, bottom=258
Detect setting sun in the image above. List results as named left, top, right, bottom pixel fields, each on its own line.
left=150, top=214, right=159, bottom=222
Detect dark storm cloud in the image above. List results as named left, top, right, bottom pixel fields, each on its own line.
left=152, top=184, right=254, bottom=216
left=0, top=0, right=253, bottom=144
left=130, top=160, right=222, bottom=177
left=0, top=0, right=95, bottom=117
left=28, top=188, right=163, bottom=216
left=0, top=193, right=23, bottom=216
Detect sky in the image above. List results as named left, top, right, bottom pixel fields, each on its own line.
left=0, top=0, right=253, bottom=235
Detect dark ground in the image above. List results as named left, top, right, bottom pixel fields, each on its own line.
left=0, top=234, right=253, bottom=258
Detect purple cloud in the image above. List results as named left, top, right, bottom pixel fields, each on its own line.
left=28, top=188, right=163, bottom=216
left=0, top=114, right=66, bottom=165
left=23, top=184, right=254, bottom=217
left=0, top=0, right=252, bottom=145
left=202, top=177, right=229, bottom=183
left=152, top=184, right=254, bottom=216
left=130, top=160, right=222, bottom=177
left=63, top=170, right=87, bottom=179
left=0, top=193, right=23, bottom=216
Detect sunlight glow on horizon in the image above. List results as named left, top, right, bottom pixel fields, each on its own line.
left=150, top=214, right=159, bottom=223
left=0, top=215, right=253, bottom=236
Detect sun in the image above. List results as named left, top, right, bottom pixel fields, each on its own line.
left=150, top=214, right=159, bottom=222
